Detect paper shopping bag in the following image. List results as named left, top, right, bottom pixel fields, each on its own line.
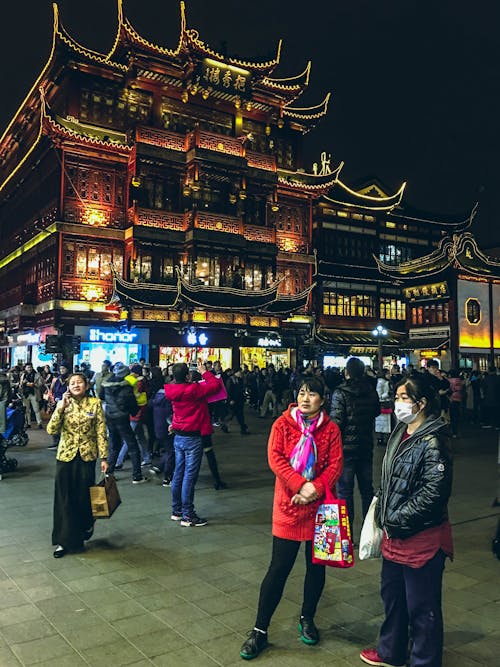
left=90, top=475, right=121, bottom=518
left=312, top=483, right=354, bottom=568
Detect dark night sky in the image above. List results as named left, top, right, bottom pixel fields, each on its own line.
left=2, top=0, right=500, bottom=243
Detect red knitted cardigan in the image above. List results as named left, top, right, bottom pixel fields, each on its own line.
left=268, top=405, right=343, bottom=541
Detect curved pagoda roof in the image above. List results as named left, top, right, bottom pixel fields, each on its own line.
left=320, top=179, right=406, bottom=212
left=111, top=270, right=312, bottom=314
left=375, top=231, right=500, bottom=281
left=388, top=201, right=477, bottom=233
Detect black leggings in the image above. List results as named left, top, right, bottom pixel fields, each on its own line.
left=255, top=536, right=326, bottom=631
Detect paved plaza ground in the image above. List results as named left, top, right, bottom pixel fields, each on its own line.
left=0, top=410, right=499, bottom=666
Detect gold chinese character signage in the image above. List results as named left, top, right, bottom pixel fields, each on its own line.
left=403, top=281, right=448, bottom=301
left=200, top=58, right=252, bottom=98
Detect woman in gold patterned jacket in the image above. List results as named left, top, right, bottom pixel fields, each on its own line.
left=47, top=373, right=108, bottom=558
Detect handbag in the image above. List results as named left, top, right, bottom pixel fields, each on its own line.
left=359, top=496, right=383, bottom=560
left=312, top=479, right=354, bottom=568
left=90, top=474, right=121, bottom=518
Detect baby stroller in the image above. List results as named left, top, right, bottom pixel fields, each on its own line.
left=1, top=403, right=29, bottom=448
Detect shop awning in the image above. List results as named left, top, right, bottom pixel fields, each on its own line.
left=401, top=337, right=449, bottom=351
left=315, top=329, right=406, bottom=347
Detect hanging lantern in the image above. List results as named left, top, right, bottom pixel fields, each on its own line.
left=202, top=88, right=210, bottom=100
left=181, top=90, right=189, bottom=103
left=265, top=124, right=271, bottom=136
left=277, top=118, right=284, bottom=129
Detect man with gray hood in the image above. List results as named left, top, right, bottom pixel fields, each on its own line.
left=100, top=362, right=144, bottom=484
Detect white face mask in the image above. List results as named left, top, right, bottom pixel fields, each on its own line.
left=394, top=400, right=420, bottom=424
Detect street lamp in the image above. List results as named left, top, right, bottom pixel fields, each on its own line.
left=372, top=324, right=388, bottom=372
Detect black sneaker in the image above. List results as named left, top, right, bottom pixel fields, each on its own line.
left=298, top=616, right=319, bottom=645
left=132, top=476, right=148, bottom=484
left=180, top=514, right=208, bottom=527
left=240, top=629, right=268, bottom=660
left=162, top=478, right=172, bottom=487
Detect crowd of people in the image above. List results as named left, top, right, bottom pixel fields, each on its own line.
left=2, top=354, right=498, bottom=666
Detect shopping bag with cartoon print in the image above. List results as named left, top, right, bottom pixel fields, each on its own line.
left=312, top=483, right=354, bottom=568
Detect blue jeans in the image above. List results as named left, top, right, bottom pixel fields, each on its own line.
left=337, top=453, right=374, bottom=531
left=171, top=435, right=203, bottom=518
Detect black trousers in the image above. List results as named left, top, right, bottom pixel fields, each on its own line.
left=255, top=537, right=326, bottom=631
left=52, top=454, right=95, bottom=550
left=106, top=417, right=142, bottom=478
left=378, top=550, right=446, bottom=667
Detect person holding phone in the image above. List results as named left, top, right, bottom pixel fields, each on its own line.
left=47, top=373, right=108, bottom=558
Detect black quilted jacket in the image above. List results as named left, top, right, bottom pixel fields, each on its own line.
left=375, top=416, right=452, bottom=539
left=329, top=378, right=380, bottom=456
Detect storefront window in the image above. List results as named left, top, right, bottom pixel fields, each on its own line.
left=159, top=346, right=232, bottom=369
left=240, top=346, right=291, bottom=370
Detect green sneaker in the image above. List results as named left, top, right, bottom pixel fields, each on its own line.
left=240, top=629, right=268, bottom=660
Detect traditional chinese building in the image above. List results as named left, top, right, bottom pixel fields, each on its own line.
left=375, top=226, right=500, bottom=371
left=0, top=1, right=343, bottom=369
left=310, top=178, right=477, bottom=369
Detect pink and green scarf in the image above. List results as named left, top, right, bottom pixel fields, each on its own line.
left=289, top=407, right=323, bottom=480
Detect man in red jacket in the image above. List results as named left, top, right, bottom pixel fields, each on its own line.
left=164, top=359, right=220, bottom=526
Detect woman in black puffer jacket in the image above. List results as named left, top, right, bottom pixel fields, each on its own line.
left=361, top=373, right=453, bottom=667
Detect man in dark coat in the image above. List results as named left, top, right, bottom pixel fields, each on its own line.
left=330, top=357, right=380, bottom=533
left=100, top=362, right=143, bottom=483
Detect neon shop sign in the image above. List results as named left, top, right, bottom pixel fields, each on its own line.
left=89, top=328, right=138, bottom=343
left=186, top=332, right=208, bottom=346
left=258, top=336, right=282, bottom=347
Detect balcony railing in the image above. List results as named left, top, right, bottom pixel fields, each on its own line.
left=135, top=125, right=275, bottom=172
left=133, top=208, right=190, bottom=232
left=136, top=126, right=187, bottom=152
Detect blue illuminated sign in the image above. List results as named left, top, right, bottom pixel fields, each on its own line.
left=186, top=332, right=209, bottom=346
left=89, top=328, right=138, bottom=343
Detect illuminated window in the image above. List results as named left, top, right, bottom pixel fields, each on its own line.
left=323, top=292, right=375, bottom=317
left=410, top=303, right=449, bottom=325
left=62, top=242, right=123, bottom=280
left=380, top=298, right=406, bottom=320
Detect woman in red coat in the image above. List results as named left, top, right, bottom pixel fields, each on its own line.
left=239, top=376, right=343, bottom=660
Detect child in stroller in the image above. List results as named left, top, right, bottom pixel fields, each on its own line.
left=1, top=398, right=29, bottom=448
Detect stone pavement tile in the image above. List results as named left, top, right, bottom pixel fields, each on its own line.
left=47, top=561, right=96, bottom=582
left=13, top=570, right=62, bottom=591
left=105, top=567, right=153, bottom=586
left=111, top=612, right=169, bottom=638
left=60, top=622, right=124, bottom=650
left=129, top=627, right=190, bottom=659
left=0, top=618, right=58, bottom=644
left=0, top=589, right=31, bottom=609
left=0, top=602, right=44, bottom=627
left=76, top=587, right=130, bottom=608
left=35, top=593, right=90, bottom=617
left=444, top=647, right=489, bottom=666
left=49, top=609, right=103, bottom=633
left=23, top=581, right=74, bottom=603
left=0, top=646, right=22, bottom=666
left=206, top=573, right=257, bottom=596
left=124, top=591, right=183, bottom=614
left=193, top=591, right=251, bottom=617
left=458, top=633, right=500, bottom=664
left=34, top=656, right=89, bottom=667
left=153, top=601, right=210, bottom=627
left=95, top=598, right=149, bottom=622
left=10, top=634, right=74, bottom=665
left=445, top=587, right=492, bottom=611
left=193, top=630, right=254, bottom=666
left=151, top=645, right=218, bottom=666
left=81, top=638, right=147, bottom=666
left=1, top=560, right=48, bottom=577
left=175, top=581, right=226, bottom=602
left=66, top=573, right=117, bottom=594
left=215, top=606, right=256, bottom=633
